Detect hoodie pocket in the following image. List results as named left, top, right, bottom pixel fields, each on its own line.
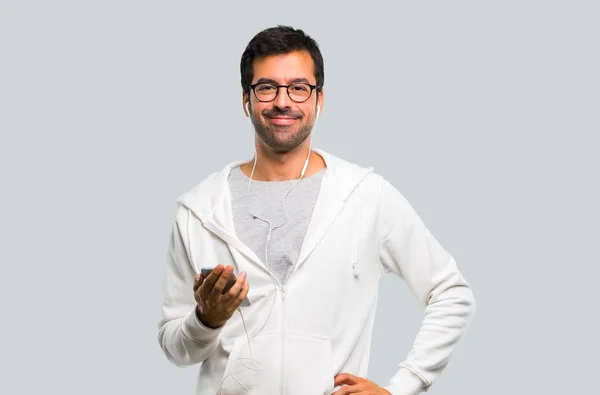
left=219, top=331, right=283, bottom=394
left=284, top=331, right=335, bottom=395
left=219, top=331, right=334, bottom=395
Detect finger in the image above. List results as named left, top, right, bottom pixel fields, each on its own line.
left=199, top=265, right=224, bottom=299
left=334, top=373, right=360, bottom=387
left=211, top=265, right=234, bottom=296
left=331, top=384, right=362, bottom=395
left=239, top=278, right=250, bottom=299
left=224, top=271, right=247, bottom=301
left=193, top=273, right=204, bottom=292
left=234, top=277, right=250, bottom=306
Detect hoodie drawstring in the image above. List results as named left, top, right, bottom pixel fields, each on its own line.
left=352, top=187, right=361, bottom=278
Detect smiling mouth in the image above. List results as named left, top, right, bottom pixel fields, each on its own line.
left=268, top=117, right=298, bottom=125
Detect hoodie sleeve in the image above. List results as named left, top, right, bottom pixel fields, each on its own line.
left=376, top=178, right=476, bottom=394
left=157, top=205, right=223, bottom=366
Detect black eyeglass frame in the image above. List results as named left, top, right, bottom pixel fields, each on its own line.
left=249, top=82, right=321, bottom=103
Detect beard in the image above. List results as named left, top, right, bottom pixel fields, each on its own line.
left=251, top=107, right=314, bottom=153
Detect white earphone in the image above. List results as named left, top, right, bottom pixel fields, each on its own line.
left=300, top=104, right=320, bottom=176
left=225, top=99, right=321, bottom=394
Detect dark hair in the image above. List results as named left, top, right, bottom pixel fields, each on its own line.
left=240, top=25, right=324, bottom=95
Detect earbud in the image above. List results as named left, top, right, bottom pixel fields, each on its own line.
left=300, top=158, right=309, bottom=177
left=316, top=104, right=321, bottom=118
left=245, top=102, right=250, bottom=117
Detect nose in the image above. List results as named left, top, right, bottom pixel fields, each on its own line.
left=273, top=86, right=292, bottom=110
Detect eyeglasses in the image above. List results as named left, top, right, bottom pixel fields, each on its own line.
left=249, top=82, right=320, bottom=103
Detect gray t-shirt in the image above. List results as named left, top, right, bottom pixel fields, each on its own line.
left=228, top=166, right=324, bottom=285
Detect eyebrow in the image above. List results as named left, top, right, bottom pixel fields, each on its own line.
left=255, top=77, right=313, bottom=85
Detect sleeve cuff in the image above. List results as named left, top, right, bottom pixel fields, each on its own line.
left=181, top=308, right=223, bottom=343
left=384, top=366, right=426, bottom=395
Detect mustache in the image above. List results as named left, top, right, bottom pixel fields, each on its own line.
left=262, top=108, right=302, bottom=119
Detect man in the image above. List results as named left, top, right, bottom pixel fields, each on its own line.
left=157, top=25, right=475, bottom=395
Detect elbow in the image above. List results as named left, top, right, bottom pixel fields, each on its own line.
left=157, top=338, right=199, bottom=368
left=165, top=353, right=198, bottom=368
left=433, top=270, right=477, bottom=315
left=452, top=283, right=476, bottom=315
left=157, top=325, right=200, bottom=368
left=453, top=284, right=476, bottom=325
left=427, top=283, right=476, bottom=321
left=460, top=282, right=476, bottom=315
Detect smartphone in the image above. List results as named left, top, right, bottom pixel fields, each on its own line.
left=200, top=267, right=250, bottom=306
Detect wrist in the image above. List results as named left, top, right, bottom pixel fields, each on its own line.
left=195, top=306, right=222, bottom=329
left=181, top=306, right=224, bottom=343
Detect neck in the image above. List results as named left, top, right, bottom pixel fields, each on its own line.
left=241, top=140, right=325, bottom=181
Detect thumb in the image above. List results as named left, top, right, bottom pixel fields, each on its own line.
left=334, top=373, right=360, bottom=386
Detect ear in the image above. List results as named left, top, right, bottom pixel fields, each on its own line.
left=316, top=88, right=324, bottom=118
left=242, top=92, right=250, bottom=117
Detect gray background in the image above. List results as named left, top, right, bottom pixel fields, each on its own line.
left=1, top=1, right=598, bottom=394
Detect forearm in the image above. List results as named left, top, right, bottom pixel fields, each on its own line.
left=384, top=367, right=424, bottom=395
left=158, top=207, right=224, bottom=366
left=157, top=306, right=223, bottom=367
left=386, top=283, right=475, bottom=393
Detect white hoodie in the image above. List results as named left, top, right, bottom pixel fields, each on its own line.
left=157, top=149, right=476, bottom=395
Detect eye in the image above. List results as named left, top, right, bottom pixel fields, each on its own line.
left=256, top=84, right=276, bottom=92
left=290, top=84, right=310, bottom=92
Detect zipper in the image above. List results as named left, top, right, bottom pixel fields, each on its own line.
left=201, top=218, right=292, bottom=394
left=281, top=284, right=288, bottom=395
left=275, top=201, right=346, bottom=394
left=203, top=218, right=288, bottom=299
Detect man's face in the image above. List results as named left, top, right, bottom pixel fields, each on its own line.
left=246, top=50, right=323, bottom=153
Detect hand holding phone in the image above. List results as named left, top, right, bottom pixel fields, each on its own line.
left=193, top=265, right=250, bottom=329
left=200, top=267, right=237, bottom=293
left=200, top=267, right=250, bottom=307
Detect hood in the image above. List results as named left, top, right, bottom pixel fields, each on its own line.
left=178, top=148, right=373, bottom=224
left=176, top=148, right=374, bottom=271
